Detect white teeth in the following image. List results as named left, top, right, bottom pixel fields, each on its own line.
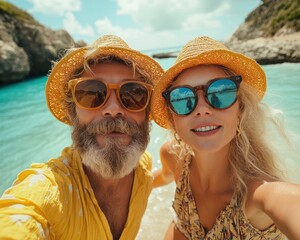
left=194, top=126, right=218, bottom=132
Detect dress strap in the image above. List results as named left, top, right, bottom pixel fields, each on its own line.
left=176, top=155, right=192, bottom=190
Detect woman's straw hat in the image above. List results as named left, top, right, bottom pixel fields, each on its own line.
left=151, top=36, right=266, bottom=129
left=46, top=35, right=164, bottom=125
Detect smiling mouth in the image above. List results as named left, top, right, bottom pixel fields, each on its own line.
left=191, top=125, right=220, bottom=132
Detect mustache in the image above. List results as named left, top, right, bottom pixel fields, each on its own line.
left=86, top=116, right=140, bottom=136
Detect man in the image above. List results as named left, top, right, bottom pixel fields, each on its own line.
left=0, top=35, right=164, bottom=239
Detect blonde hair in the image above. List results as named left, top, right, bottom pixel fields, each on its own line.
left=229, top=83, right=286, bottom=203
left=168, top=64, right=287, bottom=204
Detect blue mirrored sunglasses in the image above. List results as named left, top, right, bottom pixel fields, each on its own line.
left=162, top=76, right=242, bottom=116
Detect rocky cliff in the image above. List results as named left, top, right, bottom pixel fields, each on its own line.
left=153, top=0, right=300, bottom=64
left=0, top=1, right=84, bottom=84
left=225, top=0, right=300, bottom=64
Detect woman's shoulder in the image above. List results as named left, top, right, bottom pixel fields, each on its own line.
left=247, top=180, right=300, bottom=202
left=245, top=180, right=300, bottom=230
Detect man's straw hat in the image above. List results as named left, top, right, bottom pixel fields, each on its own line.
left=46, top=35, right=164, bottom=125
left=151, top=36, right=266, bottom=129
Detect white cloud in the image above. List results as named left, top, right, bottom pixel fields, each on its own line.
left=95, top=17, right=122, bottom=33
left=94, top=17, right=205, bottom=50
left=93, top=0, right=231, bottom=50
left=182, top=14, right=220, bottom=31
left=115, top=0, right=232, bottom=31
left=24, top=0, right=261, bottom=50
left=28, top=0, right=81, bottom=16
left=182, top=2, right=230, bottom=31
left=63, top=12, right=95, bottom=37
left=95, top=17, right=143, bottom=43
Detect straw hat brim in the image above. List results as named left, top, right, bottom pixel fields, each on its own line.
left=151, top=49, right=266, bottom=129
left=46, top=46, right=164, bottom=125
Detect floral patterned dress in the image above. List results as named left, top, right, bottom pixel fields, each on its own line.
left=172, top=156, right=286, bottom=240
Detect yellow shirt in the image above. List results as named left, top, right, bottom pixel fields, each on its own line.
left=0, top=147, right=153, bottom=240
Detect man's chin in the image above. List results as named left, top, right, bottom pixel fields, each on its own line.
left=81, top=142, right=142, bottom=179
left=71, top=116, right=150, bottom=178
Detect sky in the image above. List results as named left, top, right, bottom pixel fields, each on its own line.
left=6, top=0, right=261, bottom=51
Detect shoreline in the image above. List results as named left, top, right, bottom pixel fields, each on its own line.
left=151, top=33, right=300, bottom=65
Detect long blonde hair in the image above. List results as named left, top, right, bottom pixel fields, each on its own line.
left=229, top=82, right=286, bottom=201
left=168, top=64, right=287, bottom=203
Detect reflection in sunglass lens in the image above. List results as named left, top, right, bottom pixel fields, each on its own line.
left=169, top=87, right=196, bottom=115
left=120, top=82, right=149, bottom=110
left=207, top=79, right=237, bottom=109
left=75, top=80, right=107, bottom=108
left=166, top=78, right=239, bottom=115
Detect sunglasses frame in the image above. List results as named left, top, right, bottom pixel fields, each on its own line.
left=68, top=77, right=153, bottom=112
left=162, top=76, right=242, bottom=116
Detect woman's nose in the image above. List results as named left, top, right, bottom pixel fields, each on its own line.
left=193, top=92, right=213, bottom=116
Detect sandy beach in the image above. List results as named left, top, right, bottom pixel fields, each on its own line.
left=137, top=183, right=176, bottom=239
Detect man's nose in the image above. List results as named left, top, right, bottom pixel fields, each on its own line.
left=101, top=90, right=125, bottom=117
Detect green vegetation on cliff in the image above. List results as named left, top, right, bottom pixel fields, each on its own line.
left=246, top=0, right=300, bottom=36
left=0, top=0, right=38, bottom=24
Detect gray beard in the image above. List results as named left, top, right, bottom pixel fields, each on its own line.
left=71, top=116, right=150, bottom=179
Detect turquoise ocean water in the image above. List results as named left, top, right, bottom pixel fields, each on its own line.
left=0, top=56, right=299, bottom=238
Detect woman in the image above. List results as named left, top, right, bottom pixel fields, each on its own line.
left=151, top=36, right=300, bottom=239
